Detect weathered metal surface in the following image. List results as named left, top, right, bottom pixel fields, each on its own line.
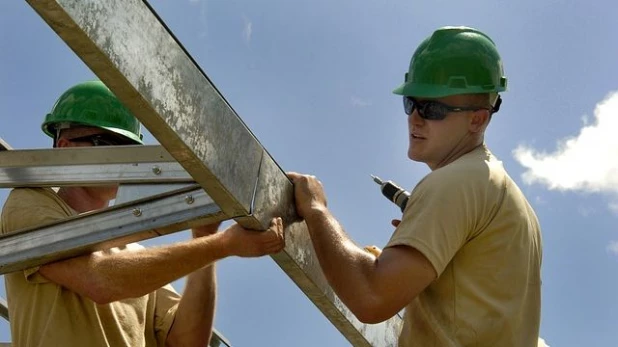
left=0, top=162, right=192, bottom=188
left=25, top=1, right=403, bottom=345
left=0, top=138, right=11, bottom=151
left=0, top=185, right=224, bottom=274
left=0, top=145, right=175, bottom=167
left=27, top=0, right=262, bottom=218
left=272, top=221, right=402, bottom=347
left=0, top=297, right=7, bottom=321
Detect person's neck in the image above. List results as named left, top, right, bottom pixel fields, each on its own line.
left=429, top=137, right=484, bottom=171
left=57, top=187, right=110, bottom=213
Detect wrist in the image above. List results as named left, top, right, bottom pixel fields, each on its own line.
left=215, top=229, right=236, bottom=258
left=304, top=205, right=330, bottom=224
left=198, top=232, right=233, bottom=259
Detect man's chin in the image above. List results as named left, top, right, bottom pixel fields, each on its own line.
left=407, top=150, right=424, bottom=163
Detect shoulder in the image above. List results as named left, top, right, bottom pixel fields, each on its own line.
left=4, top=187, right=62, bottom=209
left=2, top=188, right=72, bottom=233
left=416, top=146, right=505, bottom=194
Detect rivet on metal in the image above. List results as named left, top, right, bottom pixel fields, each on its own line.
left=132, top=208, right=142, bottom=217
left=152, top=166, right=162, bottom=175
left=185, top=195, right=195, bottom=204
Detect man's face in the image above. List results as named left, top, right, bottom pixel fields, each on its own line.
left=56, top=126, right=130, bottom=201
left=406, top=94, right=486, bottom=170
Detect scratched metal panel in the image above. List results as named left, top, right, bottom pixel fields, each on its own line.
left=27, top=0, right=262, bottom=217
left=0, top=146, right=175, bottom=167
left=0, top=138, right=11, bottom=151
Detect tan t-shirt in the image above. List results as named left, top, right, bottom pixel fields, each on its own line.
left=1, top=188, right=180, bottom=347
left=386, top=145, right=542, bottom=347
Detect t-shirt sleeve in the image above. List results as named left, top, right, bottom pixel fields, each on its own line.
left=385, top=171, right=479, bottom=277
left=154, top=283, right=181, bottom=346
left=1, top=188, right=73, bottom=283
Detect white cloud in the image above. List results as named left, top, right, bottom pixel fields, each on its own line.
left=607, top=241, right=618, bottom=255
left=514, top=91, right=618, bottom=194
left=538, top=337, right=551, bottom=347
left=609, top=202, right=618, bottom=215
left=243, top=16, right=253, bottom=44
left=351, top=96, right=372, bottom=107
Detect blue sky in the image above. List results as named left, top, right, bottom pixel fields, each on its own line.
left=1, top=0, right=617, bottom=346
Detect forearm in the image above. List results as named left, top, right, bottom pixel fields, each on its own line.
left=166, top=265, right=216, bottom=347
left=304, top=207, right=379, bottom=313
left=40, top=232, right=229, bottom=303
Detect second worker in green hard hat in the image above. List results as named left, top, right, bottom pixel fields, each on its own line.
left=1, top=80, right=286, bottom=347
left=286, top=26, right=542, bottom=346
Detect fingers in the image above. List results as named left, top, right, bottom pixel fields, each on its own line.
left=287, top=171, right=320, bottom=186
left=287, top=171, right=300, bottom=180
left=264, top=217, right=285, bottom=253
left=224, top=217, right=285, bottom=257
left=363, top=245, right=382, bottom=257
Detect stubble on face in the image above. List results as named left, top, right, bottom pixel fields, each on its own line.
left=406, top=94, right=487, bottom=170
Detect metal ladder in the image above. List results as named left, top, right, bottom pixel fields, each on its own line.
left=0, top=1, right=403, bottom=345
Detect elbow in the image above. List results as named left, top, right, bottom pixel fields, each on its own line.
left=350, top=299, right=393, bottom=325
left=81, top=271, right=130, bottom=304
left=83, top=280, right=119, bottom=305
left=350, top=300, right=400, bottom=324
left=355, top=309, right=390, bottom=325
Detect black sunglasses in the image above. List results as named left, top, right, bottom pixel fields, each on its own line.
left=66, top=133, right=135, bottom=146
left=403, top=96, right=490, bottom=120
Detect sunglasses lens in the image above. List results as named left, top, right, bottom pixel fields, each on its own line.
left=421, top=102, right=448, bottom=120
left=403, top=97, right=415, bottom=115
left=69, top=134, right=132, bottom=146
left=403, top=98, right=450, bottom=120
left=91, top=138, right=117, bottom=146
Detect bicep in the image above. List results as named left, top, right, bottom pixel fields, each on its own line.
left=370, top=245, right=436, bottom=320
left=39, top=251, right=103, bottom=297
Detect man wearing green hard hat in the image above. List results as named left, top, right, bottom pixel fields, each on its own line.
left=286, top=27, right=542, bottom=346
left=1, top=80, right=285, bottom=346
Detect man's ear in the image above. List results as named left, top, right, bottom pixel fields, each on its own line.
left=55, top=137, right=71, bottom=148
left=469, top=110, right=489, bottom=133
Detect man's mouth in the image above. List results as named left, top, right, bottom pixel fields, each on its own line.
left=411, top=133, right=425, bottom=139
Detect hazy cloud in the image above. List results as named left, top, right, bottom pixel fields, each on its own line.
left=607, top=241, right=618, bottom=256
left=188, top=0, right=208, bottom=38
left=514, top=91, right=618, bottom=194
left=243, top=16, right=253, bottom=44
left=351, top=96, right=372, bottom=107
left=538, top=337, right=551, bottom=347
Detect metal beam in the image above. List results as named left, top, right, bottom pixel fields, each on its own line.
left=0, top=297, right=7, bottom=321
left=0, top=145, right=175, bottom=168
left=0, top=162, right=192, bottom=188
left=26, top=1, right=402, bottom=345
left=0, top=185, right=224, bottom=274
left=0, top=138, right=11, bottom=151
left=0, top=146, right=194, bottom=187
left=27, top=0, right=262, bottom=220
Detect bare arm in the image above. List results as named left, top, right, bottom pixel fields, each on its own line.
left=39, top=232, right=228, bottom=304
left=288, top=172, right=436, bottom=323
left=304, top=207, right=436, bottom=323
left=165, top=224, right=219, bottom=347
left=166, top=265, right=216, bottom=347
left=39, top=218, right=285, bottom=306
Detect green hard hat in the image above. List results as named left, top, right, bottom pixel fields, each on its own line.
left=393, top=26, right=507, bottom=98
left=42, top=80, right=143, bottom=144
